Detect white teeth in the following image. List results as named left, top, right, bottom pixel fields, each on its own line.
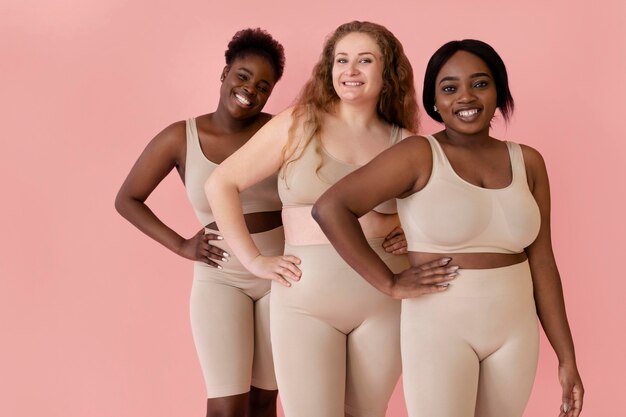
left=235, top=93, right=251, bottom=106
left=457, top=109, right=479, bottom=117
left=343, top=81, right=363, bottom=86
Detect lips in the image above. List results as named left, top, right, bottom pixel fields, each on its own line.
left=234, top=92, right=253, bottom=107
left=454, top=107, right=482, bottom=122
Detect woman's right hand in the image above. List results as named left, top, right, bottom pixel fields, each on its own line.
left=247, top=255, right=302, bottom=287
left=177, top=229, right=230, bottom=268
left=390, top=258, right=459, bottom=299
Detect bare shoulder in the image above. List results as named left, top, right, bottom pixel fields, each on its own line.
left=519, top=143, right=547, bottom=172
left=268, top=106, right=296, bottom=126
left=396, top=135, right=432, bottom=158
left=138, top=120, right=188, bottom=167
left=152, top=120, right=187, bottom=149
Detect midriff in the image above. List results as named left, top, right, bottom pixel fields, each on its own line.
left=409, top=251, right=527, bottom=270
left=206, top=210, right=283, bottom=234
left=283, top=205, right=399, bottom=246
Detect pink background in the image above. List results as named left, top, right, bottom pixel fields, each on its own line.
left=2, top=0, right=624, bottom=416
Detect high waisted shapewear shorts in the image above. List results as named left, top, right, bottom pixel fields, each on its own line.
left=401, top=260, right=539, bottom=417
left=270, top=238, right=408, bottom=417
left=190, top=226, right=284, bottom=398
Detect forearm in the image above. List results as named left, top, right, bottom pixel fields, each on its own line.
left=532, top=262, right=578, bottom=365
left=312, top=199, right=395, bottom=296
left=205, top=172, right=260, bottom=267
left=115, top=197, right=185, bottom=255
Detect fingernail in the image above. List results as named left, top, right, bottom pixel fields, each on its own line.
left=436, top=283, right=450, bottom=288
left=221, top=257, right=228, bottom=262
left=223, top=252, right=230, bottom=257
left=447, top=273, right=458, bottom=278
left=217, top=265, right=223, bottom=269
left=561, top=403, right=570, bottom=413
left=443, top=257, right=452, bottom=263
left=448, top=266, right=459, bottom=272
left=217, top=236, right=224, bottom=240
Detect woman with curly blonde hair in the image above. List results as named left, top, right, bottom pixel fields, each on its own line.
left=206, top=21, right=457, bottom=417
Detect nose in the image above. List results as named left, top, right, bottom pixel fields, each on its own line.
left=242, top=82, right=257, bottom=96
left=457, top=84, right=476, bottom=103
left=346, top=61, right=360, bottom=76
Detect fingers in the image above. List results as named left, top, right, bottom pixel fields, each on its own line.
left=412, top=265, right=459, bottom=283
left=559, top=381, right=583, bottom=417
left=383, top=227, right=407, bottom=253
left=383, top=237, right=407, bottom=253
left=204, top=232, right=224, bottom=242
left=384, top=226, right=403, bottom=240
left=399, top=282, right=450, bottom=299
left=275, top=256, right=302, bottom=282
left=568, top=383, right=584, bottom=417
left=202, top=256, right=223, bottom=269
left=198, top=231, right=229, bottom=263
left=273, top=273, right=293, bottom=287
left=391, top=247, right=408, bottom=255
left=203, top=244, right=229, bottom=260
left=417, top=257, right=452, bottom=271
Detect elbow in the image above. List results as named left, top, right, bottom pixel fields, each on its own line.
left=311, top=197, right=330, bottom=226
left=114, top=190, right=128, bottom=217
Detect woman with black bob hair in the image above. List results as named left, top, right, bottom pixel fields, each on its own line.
left=116, top=28, right=285, bottom=417
left=313, top=39, right=584, bottom=417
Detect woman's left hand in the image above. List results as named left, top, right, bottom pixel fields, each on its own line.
left=558, top=362, right=584, bottom=417
left=383, top=226, right=408, bottom=255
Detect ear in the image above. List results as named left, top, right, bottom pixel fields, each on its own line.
left=220, top=66, right=229, bottom=82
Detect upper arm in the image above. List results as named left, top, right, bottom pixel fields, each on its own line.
left=116, top=121, right=185, bottom=204
left=319, top=136, right=432, bottom=217
left=522, top=144, right=555, bottom=263
left=210, top=108, right=295, bottom=192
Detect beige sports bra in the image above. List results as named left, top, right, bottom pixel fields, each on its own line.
left=397, top=135, right=541, bottom=254
left=185, top=118, right=282, bottom=226
left=279, top=125, right=404, bottom=213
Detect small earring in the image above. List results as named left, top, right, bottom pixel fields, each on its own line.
left=220, top=75, right=225, bottom=81
left=433, top=105, right=438, bottom=112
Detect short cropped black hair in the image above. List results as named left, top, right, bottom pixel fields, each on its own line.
left=423, top=39, right=514, bottom=123
left=225, top=28, right=285, bottom=81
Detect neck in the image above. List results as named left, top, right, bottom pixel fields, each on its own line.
left=440, top=126, right=492, bottom=147
left=212, top=104, right=260, bottom=134
left=334, top=100, right=380, bottom=129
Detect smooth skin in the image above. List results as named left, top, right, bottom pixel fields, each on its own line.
left=313, top=50, right=583, bottom=416
left=115, top=54, right=282, bottom=417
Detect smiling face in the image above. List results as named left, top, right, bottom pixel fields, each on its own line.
left=331, top=32, right=384, bottom=105
left=434, top=50, right=497, bottom=136
left=219, top=54, right=277, bottom=120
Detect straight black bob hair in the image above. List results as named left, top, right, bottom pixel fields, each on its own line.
left=422, top=39, right=514, bottom=123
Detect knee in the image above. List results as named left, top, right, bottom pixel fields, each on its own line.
left=205, top=394, right=248, bottom=417
left=248, top=387, right=278, bottom=415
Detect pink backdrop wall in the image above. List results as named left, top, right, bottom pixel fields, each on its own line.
left=2, top=0, right=624, bottom=416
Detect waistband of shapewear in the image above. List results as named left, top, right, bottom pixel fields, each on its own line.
left=196, top=226, right=285, bottom=273
left=424, top=260, right=534, bottom=298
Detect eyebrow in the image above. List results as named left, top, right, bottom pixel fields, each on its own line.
left=236, top=67, right=253, bottom=75
left=334, top=52, right=377, bottom=57
left=236, top=67, right=272, bottom=84
left=438, top=72, right=492, bottom=84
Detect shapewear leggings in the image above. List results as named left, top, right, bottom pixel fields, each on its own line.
left=190, top=226, right=284, bottom=398
left=401, top=260, right=539, bottom=417
left=270, top=238, right=408, bottom=417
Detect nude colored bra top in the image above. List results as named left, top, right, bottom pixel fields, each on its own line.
left=185, top=118, right=282, bottom=226
left=397, top=135, right=541, bottom=254
left=278, top=125, right=404, bottom=214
